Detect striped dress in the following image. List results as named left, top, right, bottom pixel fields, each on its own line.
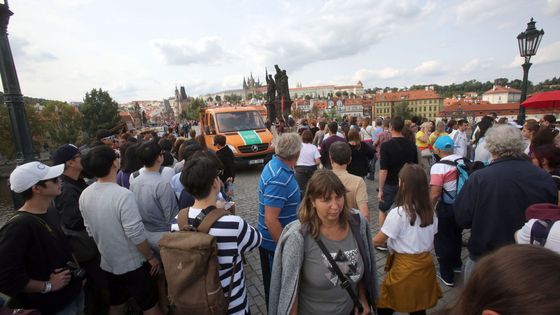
left=171, top=207, right=262, bottom=315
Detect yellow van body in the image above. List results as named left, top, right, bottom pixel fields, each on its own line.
left=200, top=106, right=274, bottom=165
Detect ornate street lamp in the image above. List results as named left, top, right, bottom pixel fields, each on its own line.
left=516, top=18, right=544, bottom=124
left=0, top=0, right=34, bottom=163
left=1, top=1, right=35, bottom=209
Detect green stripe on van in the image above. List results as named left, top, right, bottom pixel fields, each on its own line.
left=238, top=130, right=262, bottom=145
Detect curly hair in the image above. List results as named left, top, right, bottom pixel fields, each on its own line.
left=484, top=125, right=525, bottom=158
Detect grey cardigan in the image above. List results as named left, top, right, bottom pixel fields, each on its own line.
left=268, top=210, right=379, bottom=315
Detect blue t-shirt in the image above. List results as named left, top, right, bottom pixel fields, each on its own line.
left=258, top=155, right=301, bottom=252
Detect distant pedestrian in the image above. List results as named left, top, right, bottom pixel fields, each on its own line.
left=319, top=121, right=345, bottom=169
left=449, top=120, right=469, bottom=158
left=295, top=130, right=320, bottom=194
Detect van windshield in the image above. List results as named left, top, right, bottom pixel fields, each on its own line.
left=216, top=111, right=266, bottom=132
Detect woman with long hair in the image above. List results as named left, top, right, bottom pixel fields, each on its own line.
left=473, top=119, right=493, bottom=163
left=373, top=163, right=441, bottom=315
left=347, top=129, right=375, bottom=178
left=269, top=170, right=378, bottom=315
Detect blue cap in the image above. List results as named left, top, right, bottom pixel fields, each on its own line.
left=433, top=135, right=457, bottom=150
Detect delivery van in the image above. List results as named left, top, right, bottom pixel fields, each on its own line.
left=199, top=106, right=274, bottom=165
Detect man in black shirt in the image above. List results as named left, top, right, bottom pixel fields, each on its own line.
left=377, top=116, right=418, bottom=250
left=0, top=162, right=83, bottom=314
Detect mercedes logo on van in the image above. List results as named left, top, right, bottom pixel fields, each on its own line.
left=251, top=145, right=259, bottom=152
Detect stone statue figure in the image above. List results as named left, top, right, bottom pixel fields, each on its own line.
left=266, top=74, right=276, bottom=103
left=274, top=65, right=291, bottom=102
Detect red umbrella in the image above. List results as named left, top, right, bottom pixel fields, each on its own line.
left=521, top=90, right=560, bottom=108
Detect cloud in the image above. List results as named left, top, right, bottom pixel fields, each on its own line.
left=509, top=41, right=560, bottom=67
left=455, top=0, right=511, bottom=23
left=546, top=0, right=560, bottom=15
left=246, top=0, right=435, bottom=71
left=414, top=60, right=446, bottom=76
left=354, top=67, right=402, bottom=81
left=152, top=37, right=230, bottom=66
left=10, top=36, right=58, bottom=63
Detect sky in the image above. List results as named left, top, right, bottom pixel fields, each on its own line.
left=3, top=0, right=560, bottom=103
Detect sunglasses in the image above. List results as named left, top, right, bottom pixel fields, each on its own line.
left=37, top=177, right=59, bottom=186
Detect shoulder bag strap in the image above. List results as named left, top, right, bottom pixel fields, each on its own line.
left=197, top=207, right=229, bottom=234
left=177, top=208, right=190, bottom=231
left=315, top=238, right=364, bottom=314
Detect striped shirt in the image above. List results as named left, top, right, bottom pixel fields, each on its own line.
left=430, top=154, right=461, bottom=204
left=170, top=208, right=262, bottom=315
left=258, top=155, right=301, bottom=252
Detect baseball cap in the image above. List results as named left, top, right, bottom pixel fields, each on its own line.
left=52, top=144, right=81, bottom=165
left=433, top=135, right=457, bottom=150
left=96, top=129, right=113, bottom=140
left=508, top=121, right=523, bottom=129
left=526, top=203, right=560, bottom=221
left=9, top=161, right=64, bottom=193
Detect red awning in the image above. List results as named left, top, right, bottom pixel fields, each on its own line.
left=521, top=90, right=560, bottom=108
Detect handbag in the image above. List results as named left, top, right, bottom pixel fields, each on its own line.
left=60, top=225, right=98, bottom=263
left=315, top=238, right=364, bottom=314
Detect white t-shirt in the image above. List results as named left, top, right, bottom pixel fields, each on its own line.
left=516, top=219, right=560, bottom=254
left=450, top=130, right=468, bottom=158
left=381, top=206, right=438, bottom=254
left=474, top=137, right=492, bottom=163
left=297, top=143, right=321, bottom=166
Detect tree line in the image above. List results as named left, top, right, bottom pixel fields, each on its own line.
left=365, top=77, right=560, bottom=98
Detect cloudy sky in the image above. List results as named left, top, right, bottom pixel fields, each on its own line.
left=4, top=0, right=560, bottom=103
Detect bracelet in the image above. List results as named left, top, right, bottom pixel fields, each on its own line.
left=41, top=281, right=52, bottom=294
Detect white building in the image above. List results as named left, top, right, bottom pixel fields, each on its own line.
left=482, top=85, right=521, bottom=104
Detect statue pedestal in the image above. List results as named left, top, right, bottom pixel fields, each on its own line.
left=266, top=99, right=292, bottom=123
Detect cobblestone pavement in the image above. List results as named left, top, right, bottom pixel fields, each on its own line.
left=233, top=166, right=470, bottom=315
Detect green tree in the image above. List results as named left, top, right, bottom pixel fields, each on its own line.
left=335, top=91, right=342, bottom=97
left=304, top=95, right=312, bottom=100
left=342, top=91, right=349, bottom=97
left=207, top=96, right=214, bottom=102
left=215, top=95, right=222, bottom=102
left=80, top=88, right=120, bottom=138
left=42, top=101, right=83, bottom=146
left=183, top=98, right=205, bottom=120
left=393, top=101, right=411, bottom=119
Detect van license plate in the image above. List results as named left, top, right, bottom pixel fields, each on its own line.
left=249, top=159, right=264, bottom=165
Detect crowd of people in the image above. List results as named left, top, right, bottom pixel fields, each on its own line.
left=1, top=112, right=560, bottom=315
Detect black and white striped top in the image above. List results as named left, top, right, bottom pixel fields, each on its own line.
left=171, top=207, right=262, bottom=315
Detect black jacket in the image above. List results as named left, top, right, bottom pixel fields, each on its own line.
left=454, top=157, right=558, bottom=260
left=53, top=174, right=88, bottom=231
left=216, top=146, right=235, bottom=183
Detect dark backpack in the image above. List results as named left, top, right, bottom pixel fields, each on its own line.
left=158, top=206, right=237, bottom=315
left=436, top=157, right=486, bottom=198
left=530, top=219, right=556, bottom=247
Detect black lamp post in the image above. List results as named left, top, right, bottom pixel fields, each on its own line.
left=0, top=1, right=34, bottom=163
left=516, top=18, right=544, bottom=124
left=1, top=1, right=35, bottom=209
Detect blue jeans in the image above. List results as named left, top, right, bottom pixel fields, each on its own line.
left=55, top=289, right=84, bottom=315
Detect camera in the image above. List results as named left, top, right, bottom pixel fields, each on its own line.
left=65, top=261, right=87, bottom=279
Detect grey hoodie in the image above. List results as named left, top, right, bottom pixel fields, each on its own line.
left=269, top=210, right=379, bottom=315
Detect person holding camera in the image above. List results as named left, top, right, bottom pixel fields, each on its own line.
left=0, top=162, right=84, bottom=314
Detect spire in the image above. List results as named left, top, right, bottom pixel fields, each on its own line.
left=243, top=77, right=247, bottom=89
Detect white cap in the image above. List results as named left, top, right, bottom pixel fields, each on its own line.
left=508, top=121, right=523, bottom=129
left=9, top=161, right=64, bottom=193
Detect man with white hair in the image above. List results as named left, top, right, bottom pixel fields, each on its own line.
left=257, top=132, right=302, bottom=306
left=454, top=125, right=558, bottom=282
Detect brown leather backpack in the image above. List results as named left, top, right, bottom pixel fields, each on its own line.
left=159, top=206, right=236, bottom=315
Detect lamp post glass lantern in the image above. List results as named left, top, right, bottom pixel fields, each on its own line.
left=516, top=18, right=544, bottom=124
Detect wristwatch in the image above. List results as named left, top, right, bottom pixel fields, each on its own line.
left=41, top=281, right=52, bottom=294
